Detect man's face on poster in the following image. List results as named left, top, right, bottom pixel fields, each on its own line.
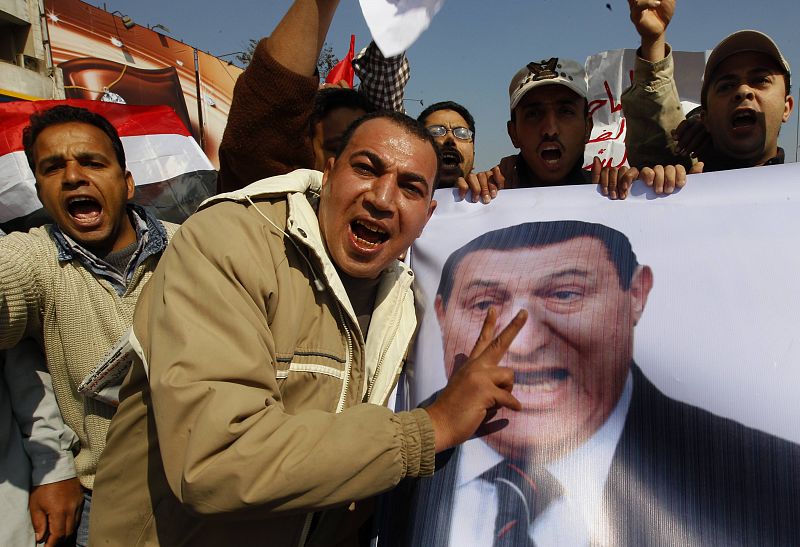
left=435, top=236, right=653, bottom=461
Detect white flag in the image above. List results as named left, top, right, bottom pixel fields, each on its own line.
left=359, top=0, right=447, bottom=56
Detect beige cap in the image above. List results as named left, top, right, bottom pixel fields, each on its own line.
left=509, top=58, right=588, bottom=111
left=702, top=30, right=791, bottom=102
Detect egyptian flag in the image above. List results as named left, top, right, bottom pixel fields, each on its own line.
left=0, top=99, right=216, bottom=232
left=325, top=35, right=356, bottom=87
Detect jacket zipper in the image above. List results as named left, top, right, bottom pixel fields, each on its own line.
left=335, top=304, right=353, bottom=414
left=364, top=288, right=405, bottom=403
left=296, top=513, right=314, bottom=547
left=296, top=306, right=351, bottom=547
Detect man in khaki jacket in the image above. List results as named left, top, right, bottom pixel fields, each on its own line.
left=621, top=0, right=793, bottom=175
left=90, top=111, right=528, bottom=546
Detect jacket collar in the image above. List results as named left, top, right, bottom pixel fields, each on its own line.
left=50, top=204, right=168, bottom=295
left=198, top=169, right=323, bottom=210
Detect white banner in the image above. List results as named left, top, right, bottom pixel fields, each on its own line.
left=391, top=164, right=800, bottom=546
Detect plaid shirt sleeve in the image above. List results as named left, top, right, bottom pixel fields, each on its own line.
left=352, top=41, right=410, bottom=114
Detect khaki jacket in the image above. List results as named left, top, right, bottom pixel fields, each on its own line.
left=90, top=169, right=435, bottom=547
left=620, top=46, right=693, bottom=170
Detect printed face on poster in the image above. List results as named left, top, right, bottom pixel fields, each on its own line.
left=395, top=164, right=800, bottom=546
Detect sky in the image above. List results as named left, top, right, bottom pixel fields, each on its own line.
left=93, top=0, right=800, bottom=170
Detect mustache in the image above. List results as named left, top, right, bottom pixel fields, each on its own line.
left=541, top=135, right=564, bottom=148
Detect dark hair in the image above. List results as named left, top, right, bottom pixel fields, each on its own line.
left=436, top=220, right=639, bottom=308
left=334, top=110, right=442, bottom=192
left=418, top=101, right=476, bottom=136
left=22, top=105, right=126, bottom=172
left=309, top=87, right=375, bottom=137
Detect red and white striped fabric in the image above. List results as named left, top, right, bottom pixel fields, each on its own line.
left=0, top=99, right=216, bottom=231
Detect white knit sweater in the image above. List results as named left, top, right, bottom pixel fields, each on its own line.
left=0, top=224, right=177, bottom=488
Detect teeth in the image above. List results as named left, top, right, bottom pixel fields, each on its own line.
left=356, top=220, right=386, bottom=234
left=353, top=235, right=380, bottom=248
left=67, top=196, right=95, bottom=204
left=517, top=380, right=563, bottom=393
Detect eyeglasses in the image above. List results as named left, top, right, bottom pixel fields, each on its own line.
left=425, top=125, right=474, bottom=142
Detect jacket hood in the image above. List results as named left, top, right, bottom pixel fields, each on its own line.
left=199, top=169, right=323, bottom=211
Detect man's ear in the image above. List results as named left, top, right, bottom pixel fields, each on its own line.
left=434, top=294, right=446, bottom=330
left=421, top=199, right=437, bottom=236
left=783, top=94, right=794, bottom=123
left=630, top=265, right=654, bottom=324
left=507, top=119, right=520, bottom=148
left=321, top=156, right=336, bottom=187
left=125, top=171, right=135, bottom=200
left=584, top=115, right=594, bottom=143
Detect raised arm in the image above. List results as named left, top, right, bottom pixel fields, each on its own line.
left=629, top=0, right=673, bottom=62
left=217, top=0, right=341, bottom=192
left=352, top=42, right=410, bottom=113
left=620, top=0, right=691, bottom=170
left=267, top=0, right=340, bottom=75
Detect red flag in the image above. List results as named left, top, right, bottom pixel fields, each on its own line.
left=0, top=99, right=215, bottom=227
left=325, top=35, right=356, bottom=87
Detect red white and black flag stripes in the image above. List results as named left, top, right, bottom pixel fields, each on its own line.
left=0, top=99, right=216, bottom=231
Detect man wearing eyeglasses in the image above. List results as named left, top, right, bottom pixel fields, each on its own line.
left=417, top=101, right=476, bottom=190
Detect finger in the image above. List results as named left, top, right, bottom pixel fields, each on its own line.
left=466, top=174, right=481, bottom=203
left=673, top=118, right=692, bottom=140
left=486, top=365, right=516, bottom=391
left=660, top=164, right=676, bottom=194
left=607, top=167, right=619, bottom=199
left=629, top=0, right=661, bottom=16
left=65, top=499, right=82, bottom=538
left=469, top=307, right=498, bottom=358
left=490, top=386, right=522, bottom=412
left=683, top=130, right=709, bottom=158
left=45, top=512, right=67, bottom=547
left=478, top=172, right=492, bottom=204
left=491, top=165, right=505, bottom=193
left=479, top=309, right=529, bottom=362
left=451, top=353, right=469, bottom=375
left=499, top=155, right=517, bottom=188
left=619, top=167, right=639, bottom=199
left=30, top=507, right=46, bottom=542
left=591, top=156, right=603, bottom=185
left=640, top=167, right=655, bottom=186
left=675, top=121, right=700, bottom=154
left=668, top=164, right=686, bottom=193
left=599, top=165, right=611, bottom=197
left=652, top=165, right=665, bottom=193
left=689, top=161, right=705, bottom=174
left=456, top=176, right=469, bottom=200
